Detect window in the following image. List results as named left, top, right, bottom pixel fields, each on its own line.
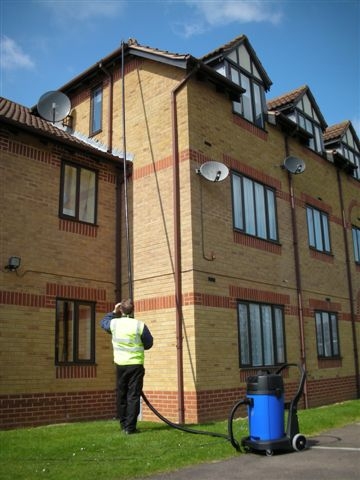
left=90, top=85, right=102, bottom=135
left=55, top=299, right=95, bottom=364
left=315, top=311, right=340, bottom=358
left=341, top=144, right=360, bottom=181
left=232, top=173, right=278, bottom=241
left=238, top=302, right=286, bottom=367
left=228, top=64, right=266, bottom=128
left=306, top=205, right=331, bottom=253
left=352, top=226, right=360, bottom=263
left=60, top=162, right=97, bottom=224
left=287, top=93, right=324, bottom=153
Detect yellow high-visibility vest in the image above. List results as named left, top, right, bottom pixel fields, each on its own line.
left=110, top=316, right=145, bottom=365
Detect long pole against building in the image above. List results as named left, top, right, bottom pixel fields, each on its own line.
left=121, top=40, right=133, bottom=300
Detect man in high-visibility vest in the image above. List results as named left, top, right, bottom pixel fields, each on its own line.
left=101, top=298, right=153, bottom=434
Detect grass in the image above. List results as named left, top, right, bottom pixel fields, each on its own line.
left=0, top=400, right=359, bottom=480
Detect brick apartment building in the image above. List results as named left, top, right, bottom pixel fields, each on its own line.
left=1, top=34, right=359, bottom=429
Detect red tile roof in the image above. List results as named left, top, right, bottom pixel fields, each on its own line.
left=323, top=121, right=350, bottom=142
left=0, top=96, right=121, bottom=162
left=267, top=85, right=307, bottom=110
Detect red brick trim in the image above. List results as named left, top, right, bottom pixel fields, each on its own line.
left=232, top=115, right=268, bottom=141
left=46, top=283, right=106, bottom=301
left=309, top=298, right=342, bottom=313
left=233, top=231, right=282, bottom=254
left=56, top=365, right=97, bottom=379
left=0, top=287, right=111, bottom=312
left=223, top=154, right=282, bottom=190
left=309, top=249, right=334, bottom=263
left=4, top=139, right=55, bottom=165
left=0, top=290, right=45, bottom=307
left=0, top=390, right=115, bottom=429
left=58, top=218, right=98, bottom=237
left=317, top=357, right=342, bottom=369
left=229, top=285, right=290, bottom=305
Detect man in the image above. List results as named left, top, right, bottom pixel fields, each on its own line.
left=100, top=299, right=153, bottom=434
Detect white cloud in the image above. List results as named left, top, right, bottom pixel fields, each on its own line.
left=0, top=36, right=35, bottom=70
left=175, top=0, right=283, bottom=37
left=40, top=0, right=125, bottom=25
left=192, top=0, right=282, bottom=25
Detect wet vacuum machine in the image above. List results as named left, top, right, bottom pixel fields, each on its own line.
left=229, top=363, right=307, bottom=455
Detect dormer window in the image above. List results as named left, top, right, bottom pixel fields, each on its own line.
left=324, top=121, right=360, bottom=181
left=287, top=95, right=324, bottom=153
left=338, top=128, right=360, bottom=180
left=203, top=35, right=272, bottom=130
left=267, top=86, right=327, bottom=155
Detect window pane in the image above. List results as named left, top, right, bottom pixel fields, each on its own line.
left=250, top=304, right=262, bottom=366
left=352, top=227, right=360, bottom=262
left=313, top=209, right=324, bottom=250
left=330, top=314, right=339, bottom=356
left=240, top=73, right=253, bottom=122
left=79, top=169, right=96, bottom=223
left=321, top=214, right=330, bottom=252
left=62, top=165, right=77, bottom=217
left=239, top=304, right=250, bottom=365
left=253, top=83, right=263, bottom=128
left=314, top=125, right=323, bottom=153
left=322, top=312, right=331, bottom=357
left=274, top=308, right=285, bottom=363
left=262, top=305, right=274, bottom=365
left=267, top=189, right=277, bottom=240
left=91, top=87, right=102, bottom=133
left=255, top=182, right=266, bottom=239
left=232, top=175, right=243, bottom=230
left=78, top=304, right=92, bottom=360
left=315, top=312, right=324, bottom=356
left=243, top=177, right=255, bottom=235
left=307, top=207, right=315, bottom=247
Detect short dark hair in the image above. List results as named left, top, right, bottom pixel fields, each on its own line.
left=120, top=298, right=134, bottom=315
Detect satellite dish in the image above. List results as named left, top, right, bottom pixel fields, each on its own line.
left=37, top=91, right=71, bottom=123
left=197, top=161, right=229, bottom=182
left=283, top=156, right=306, bottom=174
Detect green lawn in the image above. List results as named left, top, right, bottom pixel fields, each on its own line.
left=0, top=400, right=359, bottom=480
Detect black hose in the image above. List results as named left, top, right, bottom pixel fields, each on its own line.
left=227, top=399, right=250, bottom=451
left=141, top=391, right=231, bottom=441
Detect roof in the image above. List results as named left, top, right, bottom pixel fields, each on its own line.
left=323, top=120, right=360, bottom=152
left=267, top=85, right=307, bottom=111
left=201, top=34, right=273, bottom=91
left=267, top=85, right=327, bottom=130
left=323, top=121, right=350, bottom=143
left=59, top=38, right=245, bottom=101
left=0, top=97, right=123, bottom=163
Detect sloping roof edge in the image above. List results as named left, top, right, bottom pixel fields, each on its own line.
left=0, top=97, right=124, bottom=165
left=267, top=85, right=328, bottom=130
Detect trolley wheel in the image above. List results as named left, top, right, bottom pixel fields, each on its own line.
left=265, top=449, right=274, bottom=457
left=292, top=433, right=307, bottom=451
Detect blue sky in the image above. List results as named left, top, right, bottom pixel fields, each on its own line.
left=1, top=0, right=359, bottom=134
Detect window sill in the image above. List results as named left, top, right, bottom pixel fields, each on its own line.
left=317, top=357, right=342, bottom=369
left=59, top=218, right=98, bottom=237
left=233, top=230, right=281, bottom=254
left=56, top=364, right=97, bottom=379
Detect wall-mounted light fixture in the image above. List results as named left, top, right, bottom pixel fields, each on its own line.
left=4, top=256, right=21, bottom=271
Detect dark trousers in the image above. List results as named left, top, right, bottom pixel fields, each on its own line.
left=116, top=364, right=145, bottom=432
